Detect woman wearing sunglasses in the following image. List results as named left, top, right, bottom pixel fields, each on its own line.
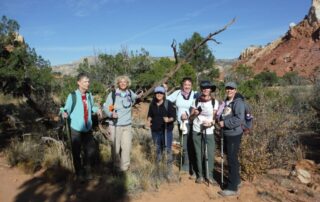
left=147, top=86, right=176, bottom=178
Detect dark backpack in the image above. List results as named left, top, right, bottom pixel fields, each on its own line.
left=110, top=89, right=134, bottom=107
left=242, top=102, right=253, bottom=133
left=195, top=98, right=216, bottom=110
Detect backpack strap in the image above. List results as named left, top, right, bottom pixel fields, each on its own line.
left=195, top=98, right=216, bottom=109
left=70, top=91, right=77, bottom=115
left=70, top=91, right=93, bottom=115
left=111, top=90, right=116, bottom=106
left=164, top=99, right=169, bottom=114
left=112, top=89, right=134, bottom=105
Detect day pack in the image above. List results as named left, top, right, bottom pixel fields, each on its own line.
left=242, top=102, right=253, bottom=133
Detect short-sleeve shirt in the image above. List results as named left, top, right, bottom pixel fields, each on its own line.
left=192, top=99, right=219, bottom=134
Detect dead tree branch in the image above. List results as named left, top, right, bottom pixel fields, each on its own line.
left=171, top=39, right=178, bottom=64
left=141, top=18, right=236, bottom=99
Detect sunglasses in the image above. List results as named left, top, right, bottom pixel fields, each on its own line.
left=155, top=92, right=165, bottom=94
left=225, top=87, right=235, bottom=90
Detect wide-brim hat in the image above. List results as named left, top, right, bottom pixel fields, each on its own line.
left=200, top=80, right=216, bottom=91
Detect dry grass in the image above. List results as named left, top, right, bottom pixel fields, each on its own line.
left=239, top=87, right=315, bottom=180
left=5, top=137, right=44, bottom=173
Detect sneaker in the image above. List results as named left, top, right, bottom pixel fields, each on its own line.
left=195, top=177, right=203, bottom=184
left=218, top=189, right=238, bottom=197
left=207, top=178, right=218, bottom=185
left=188, top=174, right=196, bottom=180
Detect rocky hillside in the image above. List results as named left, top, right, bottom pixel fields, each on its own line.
left=236, top=0, right=320, bottom=78
left=52, top=56, right=97, bottom=76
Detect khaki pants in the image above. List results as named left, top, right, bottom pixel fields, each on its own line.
left=109, top=125, right=132, bottom=171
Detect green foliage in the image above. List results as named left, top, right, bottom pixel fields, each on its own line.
left=279, top=71, right=304, bottom=86
left=56, top=76, right=77, bottom=104
left=0, top=16, right=52, bottom=96
left=254, top=71, right=278, bottom=87
left=137, top=58, right=174, bottom=87
left=238, top=79, right=263, bottom=99
left=232, top=64, right=254, bottom=83
left=178, top=32, right=218, bottom=80
left=77, top=48, right=152, bottom=89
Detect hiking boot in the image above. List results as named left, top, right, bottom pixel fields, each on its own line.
left=218, top=189, right=238, bottom=197
left=195, top=177, right=203, bottom=184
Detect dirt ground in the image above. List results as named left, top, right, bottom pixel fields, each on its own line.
left=1, top=152, right=319, bottom=202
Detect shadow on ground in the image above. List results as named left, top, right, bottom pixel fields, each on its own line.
left=14, top=164, right=129, bottom=202
left=300, top=132, right=320, bottom=163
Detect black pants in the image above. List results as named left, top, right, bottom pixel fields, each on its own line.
left=225, top=134, right=242, bottom=191
left=71, top=129, right=97, bottom=175
left=178, top=123, right=197, bottom=176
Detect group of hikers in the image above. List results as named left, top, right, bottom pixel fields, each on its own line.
left=62, top=72, right=247, bottom=197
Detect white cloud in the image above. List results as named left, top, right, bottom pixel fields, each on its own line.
left=65, top=0, right=136, bottom=17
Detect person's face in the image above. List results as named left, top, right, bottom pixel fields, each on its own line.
left=155, top=92, right=165, bottom=101
left=118, top=79, right=128, bottom=90
left=182, top=80, right=192, bottom=92
left=225, top=87, right=236, bottom=99
left=201, top=87, right=211, bottom=96
left=77, top=77, right=90, bottom=92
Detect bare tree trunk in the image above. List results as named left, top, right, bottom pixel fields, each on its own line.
left=141, top=18, right=235, bottom=99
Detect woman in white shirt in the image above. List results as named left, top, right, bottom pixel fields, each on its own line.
left=189, top=80, right=218, bottom=185
left=167, top=77, right=198, bottom=177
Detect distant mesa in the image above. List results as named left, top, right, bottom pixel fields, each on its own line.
left=236, top=0, right=320, bottom=78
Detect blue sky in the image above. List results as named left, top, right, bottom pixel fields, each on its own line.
left=1, top=0, right=311, bottom=66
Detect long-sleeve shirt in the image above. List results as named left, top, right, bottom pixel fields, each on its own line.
left=64, top=89, right=99, bottom=132
left=103, top=89, right=137, bottom=126
left=147, top=99, right=176, bottom=132
left=167, top=90, right=197, bottom=124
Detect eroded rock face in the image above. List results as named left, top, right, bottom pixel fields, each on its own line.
left=308, top=0, right=320, bottom=24
left=235, top=0, right=320, bottom=78
left=238, top=46, right=262, bottom=60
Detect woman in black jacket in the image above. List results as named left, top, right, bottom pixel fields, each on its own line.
left=147, top=86, right=176, bottom=174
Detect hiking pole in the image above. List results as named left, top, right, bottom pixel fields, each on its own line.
left=221, top=128, right=224, bottom=186
left=113, top=110, right=118, bottom=174
left=164, top=121, right=168, bottom=177
left=179, top=120, right=185, bottom=172
left=164, top=122, right=168, bottom=164
left=63, top=112, right=75, bottom=174
left=203, top=126, right=209, bottom=187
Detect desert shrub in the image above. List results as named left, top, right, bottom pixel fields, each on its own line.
left=310, top=80, right=320, bottom=131
left=240, top=87, right=313, bottom=180
left=254, top=71, right=279, bottom=87
left=5, top=137, right=44, bottom=173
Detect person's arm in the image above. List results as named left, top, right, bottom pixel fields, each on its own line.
left=166, top=90, right=179, bottom=103
left=63, top=94, right=72, bottom=118
left=188, top=99, right=199, bottom=121
left=102, top=93, right=113, bottom=118
left=166, top=101, right=176, bottom=123
left=147, top=103, right=153, bottom=127
left=224, top=101, right=245, bottom=129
